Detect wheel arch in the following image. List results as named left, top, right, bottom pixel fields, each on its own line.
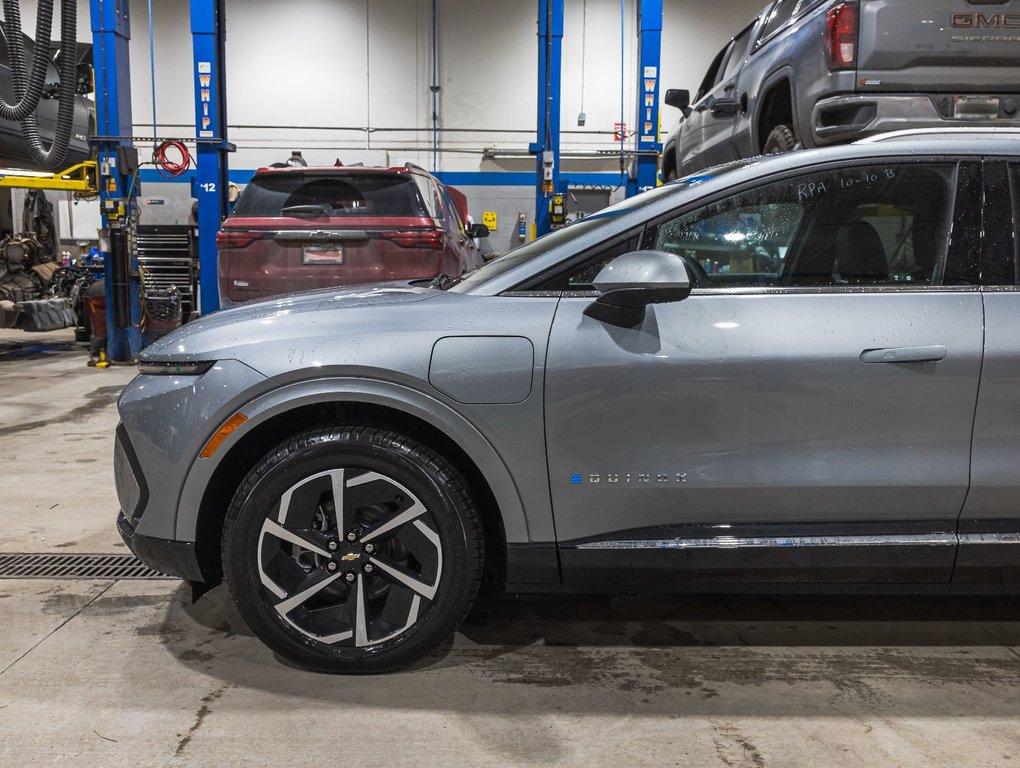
left=181, top=378, right=529, bottom=588
left=755, top=69, right=797, bottom=153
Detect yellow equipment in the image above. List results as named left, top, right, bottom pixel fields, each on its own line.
left=0, top=160, right=99, bottom=195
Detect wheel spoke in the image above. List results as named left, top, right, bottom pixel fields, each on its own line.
left=330, top=469, right=350, bottom=534
left=354, top=574, right=370, bottom=647
left=261, top=519, right=332, bottom=559
left=361, top=501, right=428, bottom=543
left=369, top=551, right=439, bottom=601
left=275, top=570, right=343, bottom=616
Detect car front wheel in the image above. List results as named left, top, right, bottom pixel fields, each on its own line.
left=222, top=425, right=483, bottom=673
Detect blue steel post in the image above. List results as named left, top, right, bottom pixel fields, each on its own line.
left=191, top=0, right=230, bottom=314
left=91, top=0, right=141, bottom=360
left=532, top=0, right=564, bottom=238
left=627, top=0, right=662, bottom=197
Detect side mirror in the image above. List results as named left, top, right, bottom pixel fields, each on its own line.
left=584, top=250, right=692, bottom=328
left=664, top=88, right=691, bottom=112
left=468, top=223, right=489, bottom=239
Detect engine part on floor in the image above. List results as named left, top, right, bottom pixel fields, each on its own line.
left=16, top=296, right=76, bottom=332
left=0, top=231, right=85, bottom=331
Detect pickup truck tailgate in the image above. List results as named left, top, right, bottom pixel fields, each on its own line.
left=857, top=0, right=1020, bottom=92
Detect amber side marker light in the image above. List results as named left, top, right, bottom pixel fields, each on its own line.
left=200, top=413, right=248, bottom=458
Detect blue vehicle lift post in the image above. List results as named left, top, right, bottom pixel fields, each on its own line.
left=532, top=0, right=564, bottom=238
left=627, top=0, right=662, bottom=197
left=91, top=0, right=141, bottom=361
left=191, top=0, right=231, bottom=314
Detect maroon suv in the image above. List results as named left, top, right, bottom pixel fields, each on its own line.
left=217, top=164, right=487, bottom=305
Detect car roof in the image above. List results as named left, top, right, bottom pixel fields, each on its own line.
left=253, top=164, right=433, bottom=177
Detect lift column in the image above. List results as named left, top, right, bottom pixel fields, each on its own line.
left=531, top=0, right=564, bottom=238
left=627, top=0, right=662, bottom=197
left=91, top=0, right=141, bottom=361
left=191, top=0, right=231, bottom=314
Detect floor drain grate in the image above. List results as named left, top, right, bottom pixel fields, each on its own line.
left=0, top=553, right=174, bottom=580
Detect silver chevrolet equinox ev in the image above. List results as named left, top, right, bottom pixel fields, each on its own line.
left=117, top=132, right=1020, bottom=673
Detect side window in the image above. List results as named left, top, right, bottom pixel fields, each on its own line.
left=443, top=189, right=465, bottom=234
left=650, top=164, right=959, bottom=289
left=1011, top=165, right=1020, bottom=284
left=695, top=45, right=728, bottom=102
left=758, top=0, right=796, bottom=43
left=539, top=234, right=642, bottom=291
left=720, top=25, right=753, bottom=83
left=411, top=175, right=442, bottom=218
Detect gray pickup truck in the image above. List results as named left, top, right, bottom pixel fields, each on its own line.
left=660, top=0, right=1020, bottom=179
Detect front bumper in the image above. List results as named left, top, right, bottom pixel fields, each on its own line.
left=810, top=93, right=1020, bottom=146
left=118, top=511, right=205, bottom=581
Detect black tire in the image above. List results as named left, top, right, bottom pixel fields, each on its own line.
left=222, top=425, right=483, bottom=674
left=665, top=167, right=678, bottom=183
left=763, top=123, right=798, bottom=155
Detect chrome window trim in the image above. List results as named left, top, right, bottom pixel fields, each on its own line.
left=505, top=285, right=982, bottom=299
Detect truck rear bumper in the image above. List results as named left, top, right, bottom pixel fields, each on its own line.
left=811, top=94, right=1020, bottom=145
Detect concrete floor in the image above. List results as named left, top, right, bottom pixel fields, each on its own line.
left=1, top=328, right=1020, bottom=767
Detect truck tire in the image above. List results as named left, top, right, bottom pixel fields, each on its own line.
left=763, top=124, right=798, bottom=155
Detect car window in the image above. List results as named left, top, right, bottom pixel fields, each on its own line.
left=695, top=45, right=729, bottom=101
left=1011, top=165, right=1020, bottom=284
left=650, top=163, right=959, bottom=289
left=443, top=189, right=465, bottom=234
left=719, top=25, right=753, bottom=83
left=758, top=0, right=796, bottom=44
left=232, top=173, right=427, bottom=217
left=412, top=175, right=443, bottom=219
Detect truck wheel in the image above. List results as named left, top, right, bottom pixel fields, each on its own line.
left=222, top=424, right=484, bottom=674
left=763, top=124, right=798, bottom=155
left=666, top=168, right=678, bottom=182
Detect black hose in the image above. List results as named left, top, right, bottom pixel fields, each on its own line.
left=0, top=0, right=56, bottom=121
left=18, top=0, right=77, bottom=171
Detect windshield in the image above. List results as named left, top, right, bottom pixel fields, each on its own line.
left=449, top=166, right=746, bottom=292
left=232, top=172, right=427, bottom=218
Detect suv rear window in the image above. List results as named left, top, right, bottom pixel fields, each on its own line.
left=232, top=172, right=428, bottom=217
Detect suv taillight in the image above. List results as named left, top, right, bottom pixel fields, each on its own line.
left=381, top=229, right=446, bottom=249
left=215, top=230, right=265, bottom=250
left=825, top=2, right=858, bottom=71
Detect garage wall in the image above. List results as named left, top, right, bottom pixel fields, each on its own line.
left=13, top=0, right=764, bottom=240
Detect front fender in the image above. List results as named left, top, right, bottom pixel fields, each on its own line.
left=175, top=377, right=533, bottom=547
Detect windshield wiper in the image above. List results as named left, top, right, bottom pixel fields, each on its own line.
left=429, top=273, right=459, bottom=290
left=281, top=204, right=332, bottom=217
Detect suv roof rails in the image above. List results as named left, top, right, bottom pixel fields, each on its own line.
left=857, top=127, right=1020, bottom=144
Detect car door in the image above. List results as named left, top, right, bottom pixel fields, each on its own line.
left=543, top=159, right=984, bottom=589
left=695, top=24, right=755, bottom=170
left=677, top=44, right=728, bottom=174
left=956, top=159, right=1020, bottom=582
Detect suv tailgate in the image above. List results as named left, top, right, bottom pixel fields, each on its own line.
left=857, top=0, right=1020, bottom=92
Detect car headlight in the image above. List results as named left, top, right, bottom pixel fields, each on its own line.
left=136, top=360, right=216, bottom=376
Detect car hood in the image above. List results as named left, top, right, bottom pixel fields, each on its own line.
left=140, top=282, right=440, bottom=362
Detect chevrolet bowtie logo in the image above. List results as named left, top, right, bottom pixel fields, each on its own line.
left=340, top=553, right=361, bottom=562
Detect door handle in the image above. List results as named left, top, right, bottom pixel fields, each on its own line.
left=859, top=345, right=947, bottom=364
